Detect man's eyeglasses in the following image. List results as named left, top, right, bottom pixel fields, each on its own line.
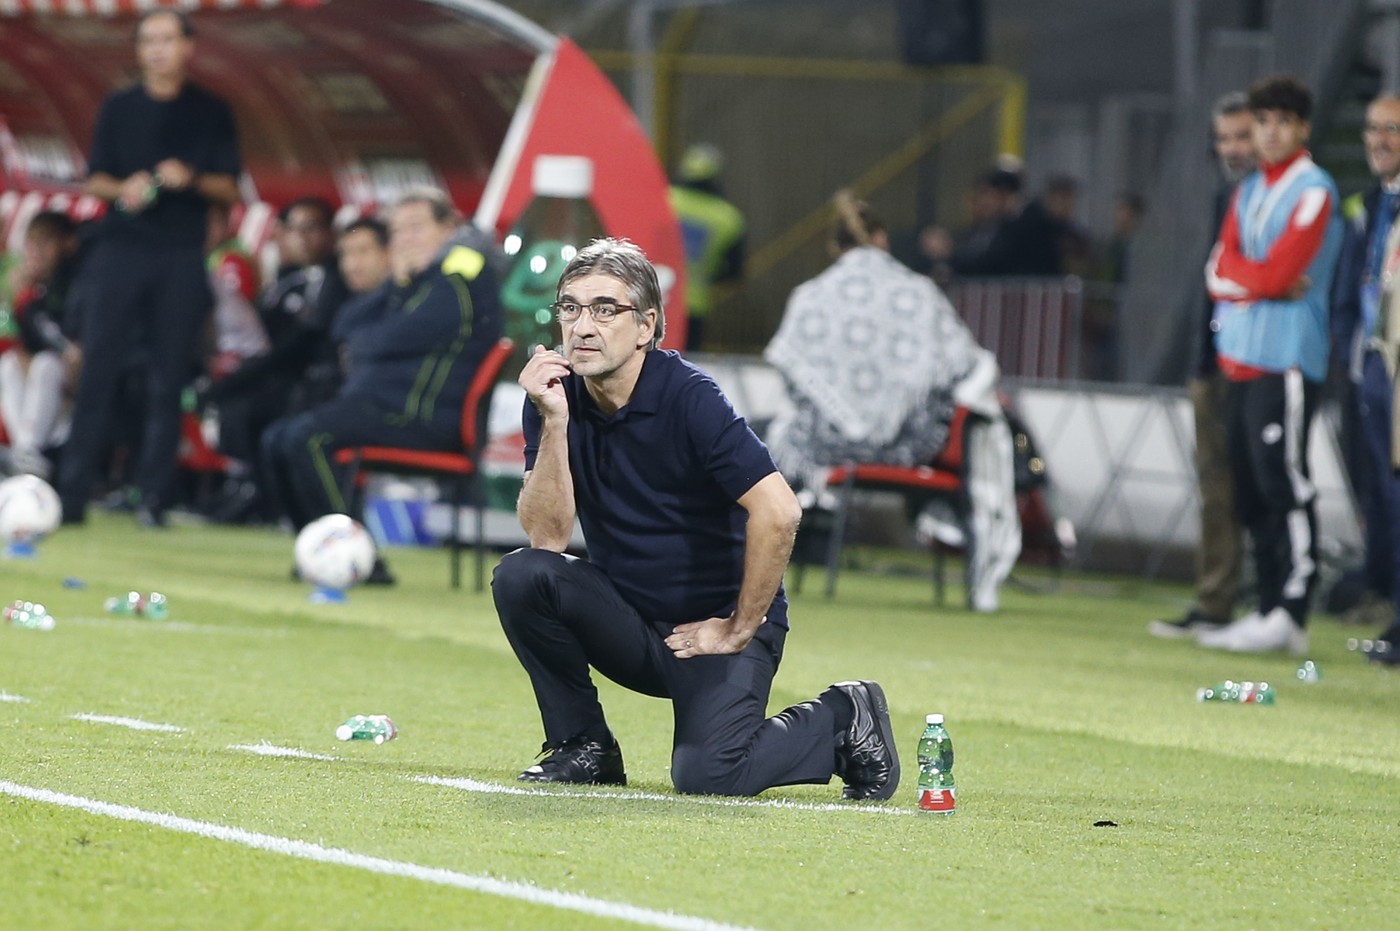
left=1363, top=122, right=1400, bottom=139
left=552, top=300, right=639, bottom=324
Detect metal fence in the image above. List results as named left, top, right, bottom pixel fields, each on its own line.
left=948, top=276, right=1085, bottom=382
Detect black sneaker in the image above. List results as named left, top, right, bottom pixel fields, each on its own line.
left=364, top=558, right=396, bottom=586
left=831, top=680, right=900, bottom=801
left=518, top=736, right=626, bottom=785
left=1147, top=608, right=1227, bottom=640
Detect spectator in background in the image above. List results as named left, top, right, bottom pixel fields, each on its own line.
left=1197, top=75, right=1342, bottom=655
left=0, top=211, right=84, bottom=479
left=1150, top=91, right=1254, bottom=641
left=260, top=187, right=501, bottom=584
left=1333, top=92, right=1400, bottom=665
left=1041, top=176, right=1093, bottom=278
left=668, top=143, right=745, bottom=352
left=923, top=164, right=1023, bottom=282
left=326, top=216, right=392, bottom=368
left=764, top=192, right=1020, bottom=612
left=60, top=8, right=241, bottom=527
left=204, top=202, right=266, bottom=382
left=1083, top=192, right=1147, bottom=381
left=199, top=197, right=346, bottom=523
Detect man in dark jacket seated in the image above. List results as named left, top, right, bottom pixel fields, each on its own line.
left=259, top=187, right=502, bottom=584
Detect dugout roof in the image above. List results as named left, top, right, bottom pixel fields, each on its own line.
left=0, top=0, right=687, bottom=331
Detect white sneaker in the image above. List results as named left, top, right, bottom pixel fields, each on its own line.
left=1196, top=607, right=1307, bottom=655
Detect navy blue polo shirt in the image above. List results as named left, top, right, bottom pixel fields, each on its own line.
left=523, top=349, right=788, bottom=629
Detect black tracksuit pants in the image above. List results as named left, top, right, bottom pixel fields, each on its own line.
left=1222, top=370, right=1320, bottom=627
left=492, top=547, right=842, bottom=797
left=59, top=239, right=210, bottom=517
left=258, top=394, right=453, bottom=531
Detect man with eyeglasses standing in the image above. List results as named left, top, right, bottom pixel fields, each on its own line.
left=493, top=237, right=899, bottom=800
left=259, top=188, right=500, bottom=583
left=1334, top=93, right=1400, bottom=665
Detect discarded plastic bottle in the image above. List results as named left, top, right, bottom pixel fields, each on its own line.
left=1196, top=679, right=1275, bottom=705
left=4, top=599, right=54, bottom=631
left=336, top=714, right=397, bottom=744
left=916, top=713, right=956, bottom=813
left=103, top=591, right=169, bottom=620
left=1296, top=661, right=1321, bottom=683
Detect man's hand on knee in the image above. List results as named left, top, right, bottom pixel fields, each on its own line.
left=665, top=614, right=765, bottom=658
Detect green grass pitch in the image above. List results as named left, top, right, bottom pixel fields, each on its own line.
left=2, top=514, right=1399, bottom=929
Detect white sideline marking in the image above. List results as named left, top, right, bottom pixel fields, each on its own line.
left=230, top=743, right=339, bottom=762
left=71, top=714, right=185, bottom=733
left=67, top=617, right=286, bottom=637
left=0, top=691, right=30, bottom=703
left=416, top=775, right=913, bottom=816
left=0, top=781, right=752, bottom=931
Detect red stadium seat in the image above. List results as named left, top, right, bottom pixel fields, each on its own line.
left=802, top=406, right=974, bottom=605
left=334, top=338, right=514, bottom=591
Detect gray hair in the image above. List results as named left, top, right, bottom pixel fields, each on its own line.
left=556, top=237, right=665, bottom=349
left=391, top=186, right=459, bottom=226
left=1212, top=91, right=1248, bottom=120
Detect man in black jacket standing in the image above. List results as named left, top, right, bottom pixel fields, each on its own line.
left=1149, top=91, right=1255, bottom=639
left=259, top=188, right=501, bottom=582
left=59, top=9, right=241, bottom=527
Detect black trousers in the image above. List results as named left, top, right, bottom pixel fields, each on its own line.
left=492, top=548, right=841, bottom=797
left=1223, top=371, right=1320, bottom=626
left=258, top=394, right=453, bottom=531
left=59, top=238, right=210, bottom=516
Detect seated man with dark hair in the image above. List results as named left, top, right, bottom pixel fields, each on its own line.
left=260, top=187, right=501, bottom=584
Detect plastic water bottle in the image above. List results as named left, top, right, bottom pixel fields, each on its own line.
left=499, top=154, right=606, bottom=376
left=916, top=713, right=956, bottom=813
left=104, top=591, right=169, bottom=620
left=4, top=599, right=55, bottom=631
left=1296, top=661, right=1321, bottom=683
left=1196, top=679, right=1275, bottom=705
left=336, top=714, right=397, bottom=744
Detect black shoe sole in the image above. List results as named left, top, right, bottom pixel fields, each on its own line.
left=516, top=771, right=627, bottom=786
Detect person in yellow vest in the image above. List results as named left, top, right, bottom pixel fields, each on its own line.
left=668, top=143, right=745, bottom=352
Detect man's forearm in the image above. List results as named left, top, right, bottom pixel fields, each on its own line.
left=517, top=417, right=575, bottom=551
left=84, top=173, right=124, bottom=202
left=732, top=479, right=802, bottom=632
left=195, top=172, right=240, bottom=206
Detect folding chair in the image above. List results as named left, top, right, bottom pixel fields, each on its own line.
left=815, top=407, right=974, bottom=605
left=335, top=338, right=514, bottom=591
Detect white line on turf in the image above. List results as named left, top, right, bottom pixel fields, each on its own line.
left=70, top=714, right=185, bottom=733
left=414, top=775, right=913, bottom=816
left=0, top=781, right=753, bottom=931
left=229, top=743, right=339, bottom=761
left=0, top=692, right=30, bottom=703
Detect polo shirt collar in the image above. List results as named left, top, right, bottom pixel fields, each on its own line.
left=579, top=348, right=666, bottom=421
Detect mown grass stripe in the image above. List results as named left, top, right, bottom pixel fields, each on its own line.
left=415, top=775, right=913, bottom=816
left=229, top=743, right=340, bottom=761
left=70, top=714, right=184, bottom=733
left=0, top=781, right=756, bottom=931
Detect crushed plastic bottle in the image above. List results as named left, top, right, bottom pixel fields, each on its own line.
left=335, top=714, right=397, bottom=744
left=1296, top=660, right=1321, bottom=683
left=104, top=591, right=169, bottom=620
left=1196, top=679, right=1275, bottom=705
left=3, top=599, right=54, bottom=631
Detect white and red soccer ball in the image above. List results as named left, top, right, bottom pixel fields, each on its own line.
left=293, top=514, right=377, bottom=591
left=0, top=475, right=62, bottom=545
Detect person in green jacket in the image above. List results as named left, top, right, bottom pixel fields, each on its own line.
left=668, top=143, right=745, bottom=352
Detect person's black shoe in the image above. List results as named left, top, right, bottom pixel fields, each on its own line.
left=364, top=557, right=396, bottom=586
left=831, top=680, right=900, bottom=801
left=518, top=736, right=626, bottom=785
left=135, top=502, right=168, bottom=529
left=1147, top=607, right=1228, bottom=640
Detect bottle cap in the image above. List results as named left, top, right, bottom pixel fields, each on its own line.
left=926, top=713, right=944, bottom=725
left=532, top=155, right=594, bottom=198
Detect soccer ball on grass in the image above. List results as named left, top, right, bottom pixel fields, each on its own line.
left=294, top=514, right=376, bottom=594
